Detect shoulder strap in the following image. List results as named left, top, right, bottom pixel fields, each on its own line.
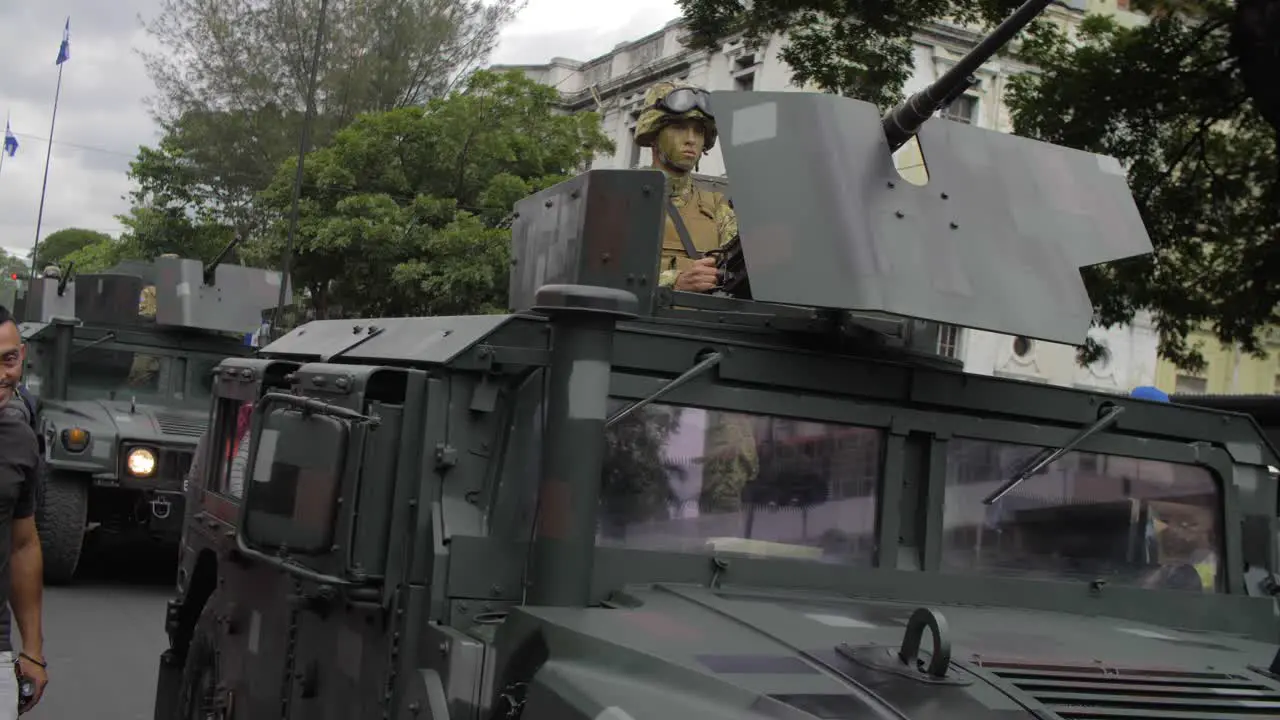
left=665, top=200, right=703, bottom=261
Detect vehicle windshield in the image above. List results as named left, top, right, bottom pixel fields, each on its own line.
left=942, top=438, right=1223, bottom=593
left=598, top=400, right=882, bottom=565
left=188, top=357, right=222, bottom=399
left=596, top=400, right=1224, bottom=593
left=67, top=346, right=172, bottom=400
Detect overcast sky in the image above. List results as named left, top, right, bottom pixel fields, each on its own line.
left=0, top=0, right=681, bottom=261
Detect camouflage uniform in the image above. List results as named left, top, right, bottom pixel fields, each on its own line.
left=129, top=286, right=162, bottom=386
left=633, top=81, right=739, bottom=289
left=628, top=80, right=758, bottom=517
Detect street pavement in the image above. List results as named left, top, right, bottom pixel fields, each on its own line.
left=20, top=540, right=176, bottom=720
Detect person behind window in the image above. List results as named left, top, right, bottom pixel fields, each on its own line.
left=183, top=401, right=253, bottom=500
left=226, top=403, right=254, bottom=499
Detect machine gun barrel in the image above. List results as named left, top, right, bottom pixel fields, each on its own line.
left=882, top=0, right=1056, bottom=153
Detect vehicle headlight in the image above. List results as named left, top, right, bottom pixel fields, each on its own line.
left=127, top=448, right=157, bottom=477
left=60, top=427, right=90, bottom=453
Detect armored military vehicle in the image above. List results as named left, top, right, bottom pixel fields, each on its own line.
left=151, top=1, right=1280, bottom=718
left=17, top=255, right=284, bottom=584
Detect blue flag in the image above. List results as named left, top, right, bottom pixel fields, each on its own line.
left=3, top=122, right=16, bottom=158
left=55, top=18, right=70, bottom=65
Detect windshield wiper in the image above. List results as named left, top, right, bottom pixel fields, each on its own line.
left=982, top=404, right=1125, bottom=505
left=605, top=351, right=722, bottom=429
left=70, top=331, right=117, bottom=356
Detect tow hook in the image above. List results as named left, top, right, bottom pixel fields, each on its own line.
left=150, top=497, right=172, bottom=520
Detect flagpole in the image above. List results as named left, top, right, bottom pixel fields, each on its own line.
left=0, top=112, right=8, bottom=179
left=31, top=20, right=68, bottom=279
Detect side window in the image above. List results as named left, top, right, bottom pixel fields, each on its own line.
left=941, top=438, right=1223, bottom=593
left=203, top=397, right=252, bottom=498
left=598, top=400, right=884, bottom=566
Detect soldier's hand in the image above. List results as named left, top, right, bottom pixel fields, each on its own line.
left=675, top=257, right=719, bottom=293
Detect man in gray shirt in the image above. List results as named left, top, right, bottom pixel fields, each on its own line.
left=0, top=305, right=46, bottom=716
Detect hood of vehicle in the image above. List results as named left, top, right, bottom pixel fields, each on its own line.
left=43, top=399, right=207, bottom=445
left=504, top=584, right=1280, bottom=720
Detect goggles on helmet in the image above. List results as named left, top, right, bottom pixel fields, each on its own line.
left=654, top=87, right=714, bottom=118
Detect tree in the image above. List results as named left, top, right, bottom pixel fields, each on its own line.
left=30, top=228, right=111, bottom=269
left=134, top=0, right=524, bottom=245
left=676, top=0, right=1280, bottom=369
left=114, top=137, right=248, bottom=264
left=0, top=252, right=28, bottom=280
left=59, top=237, right=135, bottom=275
left=0, top=251, right=29, bottom=300
left=244, top=70, right=615, bottom=318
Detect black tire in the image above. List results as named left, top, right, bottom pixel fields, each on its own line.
left=35, top=468, right=89, bottom=585
left=176, top=598, right=224, bottom=720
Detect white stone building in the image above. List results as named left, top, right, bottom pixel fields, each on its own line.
left=493, top=0, right=1154, bottom=393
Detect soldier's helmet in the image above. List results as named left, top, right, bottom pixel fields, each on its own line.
left=634, top=80, right=718, bottom=152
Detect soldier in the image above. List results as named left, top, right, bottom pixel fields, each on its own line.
left=609, top=80, right=758, bottom=523
left=634, top=81, right=737, bottom=293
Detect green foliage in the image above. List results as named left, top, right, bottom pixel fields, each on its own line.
left=677, top=0, right=1057, bottom=110
left=59, top=238, right=135, bottom=275
left=1005, top=2, right=1278, bottom=370
left=133, top=0, right=524, bottom=252
left=114, top=123, right=284, bottom=267
left=678, top=0, right=1278, bottom=369
left=246, top=70, right=615, bottom=317
left=31, top=228, right=111, bottom=269
left=0, top=251, right=28, bottom=280
left=0, top=251, right=30, bottom=301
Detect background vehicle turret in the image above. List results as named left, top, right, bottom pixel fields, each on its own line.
left=17, top=254, right=285, bottom=584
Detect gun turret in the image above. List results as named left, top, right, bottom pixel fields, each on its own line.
left=153, top=255, right=288, bottom=334
left=21, top=256, right=287, bottom=335
left=715, top=0, right=1059, bottom=299
left=507, top=0, right=1150, bottom=351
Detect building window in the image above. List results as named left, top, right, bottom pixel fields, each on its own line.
left=1174, top=374, right=1207, bottom=394
left=941, top=95, right=977, bottom=124
left=734, top=72, right=756, bottom=91
left=937, top=324, right=961, bottom=358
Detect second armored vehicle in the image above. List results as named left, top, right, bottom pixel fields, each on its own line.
left=17, top=255, right=284, bottom=583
